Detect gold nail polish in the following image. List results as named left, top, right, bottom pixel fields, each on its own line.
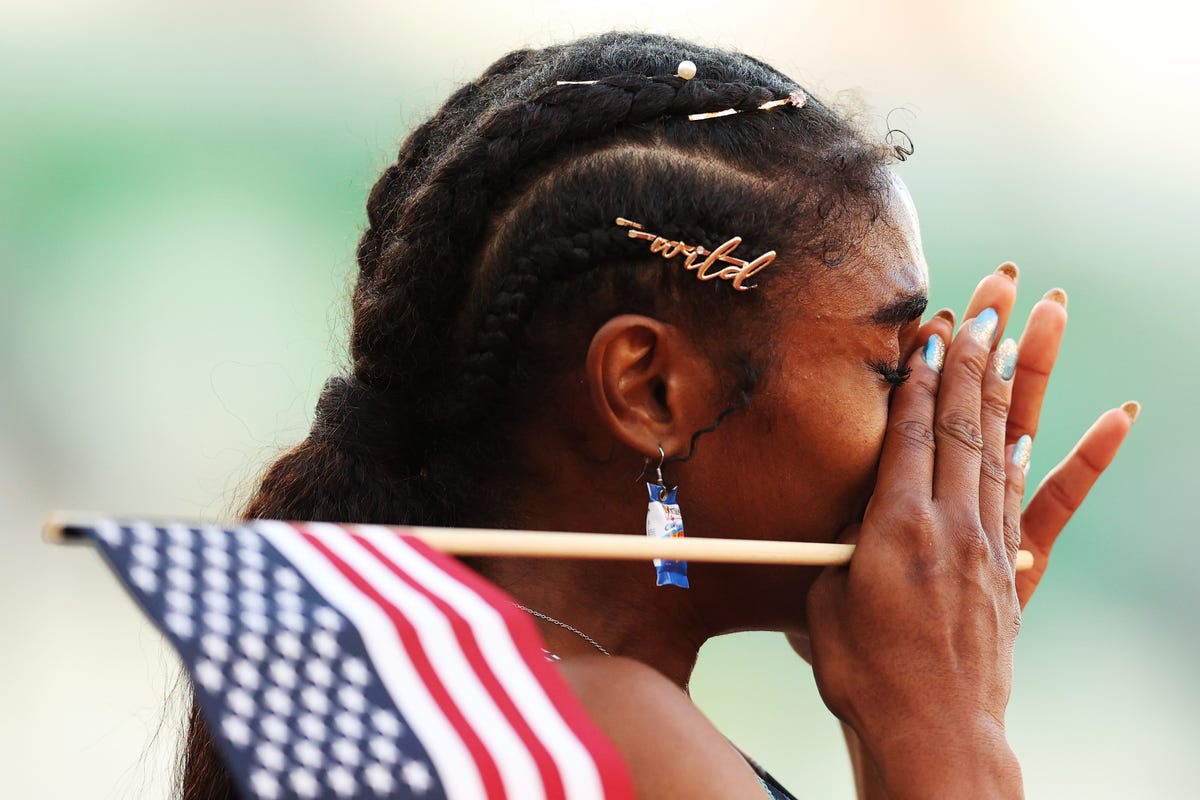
left=995, top=262, right=1019, bottom=282
left=1043, top=288, right=1068, bottom=308
left=1122, top=400, right=1141, bottom=422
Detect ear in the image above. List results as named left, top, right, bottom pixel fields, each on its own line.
left=584, top=315, right=720, bottom=460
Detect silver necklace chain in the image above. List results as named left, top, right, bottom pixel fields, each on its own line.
left=515, top=604, right=611, bottom=657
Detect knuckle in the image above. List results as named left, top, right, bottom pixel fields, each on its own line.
left=1002, top=512, right=1022, bottom=554
left=873, top=493, right=936, bottom=543
left=1041, top=473, right=1084, bottom=514
left=1075, top=448, right=1109, bottom=478
left=936, top=411, right=984, bottom=454
left=909, top=372, right=940, bottom=404
left=896, top=499, right=937, bottom=534
left=950, top=347, right=989, bottom=383
left=990, top=550, right=1016, bottom=584
left=953, top=527, right=992, bottom=562
left=938, top=508, right=989, bottom=559
left=980, top=390, right=1011, bottom=423
left=891, top=419, right=937, bottom=454
left=980, top=453, right=1009, bottom=492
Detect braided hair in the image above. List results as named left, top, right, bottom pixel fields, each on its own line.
left=184, top=32, right=901, bottom=798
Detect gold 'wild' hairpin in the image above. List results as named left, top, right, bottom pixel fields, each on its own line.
left=615, top=218, right=775, bottom=291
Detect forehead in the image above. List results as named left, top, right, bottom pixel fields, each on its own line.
left=793, top=171, right=930, bottom=318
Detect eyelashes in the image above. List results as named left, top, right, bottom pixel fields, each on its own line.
left=870, top=358, right=912, bottom=387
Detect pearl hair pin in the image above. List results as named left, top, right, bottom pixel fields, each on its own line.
left=556, top=59, right=697, bottom=86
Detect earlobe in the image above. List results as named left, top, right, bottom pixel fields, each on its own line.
left=585, top=315, right=717, bottom=459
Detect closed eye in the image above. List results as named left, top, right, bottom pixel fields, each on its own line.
left=870, top=293, right=928, bottom=328
left=869, top=358, right=912, bottom=387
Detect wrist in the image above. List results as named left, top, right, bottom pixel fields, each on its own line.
left=863, top=716, right=1023, bottom=799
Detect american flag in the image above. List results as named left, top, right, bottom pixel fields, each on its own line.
left=78, top=519, right=635, bottom=800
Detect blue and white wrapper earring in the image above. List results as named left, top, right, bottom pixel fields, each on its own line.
left=645, top=447, right=689, bottom=588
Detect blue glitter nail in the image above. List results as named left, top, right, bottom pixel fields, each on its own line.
left=923, top=334, right=946, bottom=372
left=1012, top=434, right=1033, bottom=473
left=995, top=338, right=1018, bottom=380
left=970, top=308, right=999, bottom=346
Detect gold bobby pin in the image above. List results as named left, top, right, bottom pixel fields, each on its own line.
left=615, top=218, right=776, bottom=291
left=687, top=90, right=808, bottom=121
left=556, top=61, right=807, bottom=124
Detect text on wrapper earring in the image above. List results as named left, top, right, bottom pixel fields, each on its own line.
left=645, top=446, right=689, bottom=588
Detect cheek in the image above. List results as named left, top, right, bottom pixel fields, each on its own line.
left=805, top=375, right=890, bottom=482
left=713, top=364, right=892, bottom=541
left=690, top=347, right=895, bottom=541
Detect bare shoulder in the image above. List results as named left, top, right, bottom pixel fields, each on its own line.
left=556, top=655, right=768, bottom=799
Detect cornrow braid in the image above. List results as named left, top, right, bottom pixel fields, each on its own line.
left=451, top=230, right=619, bottom=420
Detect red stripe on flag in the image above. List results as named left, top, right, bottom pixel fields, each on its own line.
left=296, top=526, right=507, bottom=800
left=348, top=531, right=567, bottom=800
left=398, top=533, right=636, bottom=800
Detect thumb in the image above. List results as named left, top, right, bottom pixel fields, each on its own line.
left=788, top=522, right=863, bottom=663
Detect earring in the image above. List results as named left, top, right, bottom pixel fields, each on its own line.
left=645, top=446, right=689, bottom=588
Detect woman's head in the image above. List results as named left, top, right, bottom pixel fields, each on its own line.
left=246, top=31, right=921, bottom=576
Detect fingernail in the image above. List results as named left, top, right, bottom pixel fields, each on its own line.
left=923, top=333, right=946, bottom=372
left=1012, top=434, right=1033, bottom=474
left=1122, top=400, right=1141, bottom=422
left=994, top=338, right=1018, bottom=380
left=1043, top=288, right=1068, bottom=308
left=969, top=307, right=999, bottom=346
left=995, top=262, right=1019, bottom=282
left=933, top=307, right=955, bottom=325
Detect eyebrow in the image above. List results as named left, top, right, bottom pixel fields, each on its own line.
left=869, top=293, right=928, bottom=326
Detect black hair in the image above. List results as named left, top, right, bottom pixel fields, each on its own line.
left=183, top=31, right=902, bottom=799
left=247, top=32, right=898, bottom=526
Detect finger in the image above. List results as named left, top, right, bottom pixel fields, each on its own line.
left=931, top=308, right=999, bottom=507
left=1007, top=290, right=1069, bottom=444
left=1003, top=435, right=1033, bottom=568
left=979, top=337, right=1019, bottom=548
left=929, top=307, right=955, bottom=329
left=873, top=313, right=956, bottom=500
left=1021, top=403, right=1138, bottom=554
left=895, top=307, right=955, bottom=365
left=960, top=263, right=1019, bottom=341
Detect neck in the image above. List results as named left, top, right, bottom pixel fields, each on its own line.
left=482, top=555, right=710, bottom=690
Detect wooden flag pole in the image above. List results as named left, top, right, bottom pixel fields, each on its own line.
left=43, top=512, right=1035, bottom=571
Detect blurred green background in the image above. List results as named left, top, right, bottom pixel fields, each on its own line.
left=2, top=1, right=1195, bottom=797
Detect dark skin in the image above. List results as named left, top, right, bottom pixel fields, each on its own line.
left=481, top=175, right=1135, bottom=798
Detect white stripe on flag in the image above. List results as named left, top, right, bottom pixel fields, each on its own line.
left=360, top=525, right=608, bottom=800
left=256, top=521, right=485, bottom=800
left=314, top=523, right=546, bottom=800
